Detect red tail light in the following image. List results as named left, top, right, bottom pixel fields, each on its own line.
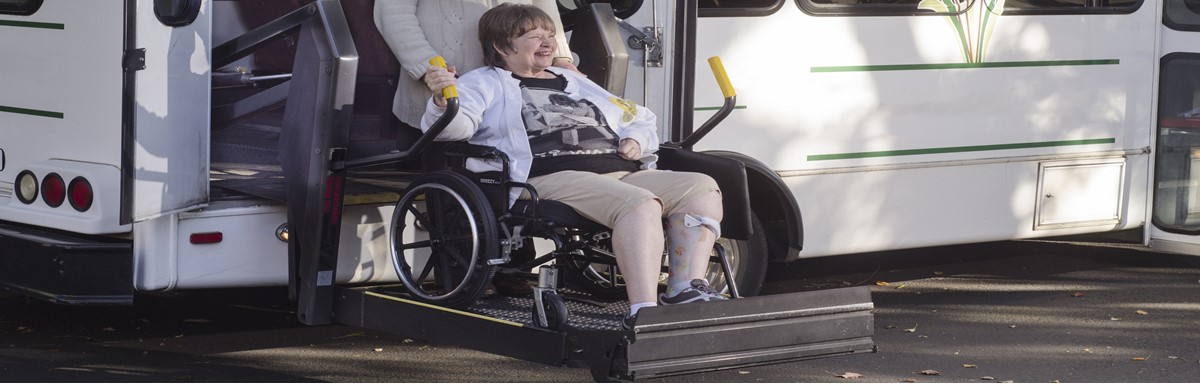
left=41, top=173, right=65, bottom=207
left=68, top=177, right=93, bottom=212
left=190, top=232, right=223, bottom=244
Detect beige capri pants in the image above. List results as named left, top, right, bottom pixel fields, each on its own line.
left=523, top=170, right=721, bottom=229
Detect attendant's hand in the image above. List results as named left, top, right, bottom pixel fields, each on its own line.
left=618, top=138, right=641, bottom=160
left=553, top=58, right=584, bottom=77
left=424, top=64, right=458, bottom=107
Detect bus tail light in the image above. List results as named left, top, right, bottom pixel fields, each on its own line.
left=41, top=173, right=65, bottom=207
left=68, top=177, right=93, bottom=212
left=190, top=232, right=223, bottom=244
left=16, top=171, right=37, bottom=204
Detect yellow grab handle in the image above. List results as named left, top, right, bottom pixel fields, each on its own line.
left=429, top=56, right=458, bottom=99
left=707, top=56, right=735, bottom=99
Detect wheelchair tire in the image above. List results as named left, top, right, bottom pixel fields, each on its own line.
left=533, top=291, right=568, bottom=330
left=390, top=170, right=498, bottom=308
left=707, top=212, right=769, bottom=296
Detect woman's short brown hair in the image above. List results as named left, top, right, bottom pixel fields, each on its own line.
left=478, top=3, right=557, bottom=68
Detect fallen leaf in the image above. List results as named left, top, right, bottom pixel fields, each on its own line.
left=1083, top=348, right=1093, bottom=353
left=738, top=371, right=750, bottom=375
left=875, top=281, right=890, bottom=287
left=16, top=327, right=32, bottom=333
left=332, top=331, right=368, bottom=339
left=896, top=284, right=907, bottom=289
left=1008, top=325, right=1017, bottom=329
left=101, top=327, right=115, bottom=332
left=1110, top=316, right=1122, bottom=321
left=1133, top=356, right=1148, bottom=361
left=933, top=271, right=944, bottom=275
left=373, top=347, right=384, bottom=352
left=920, top=370, right=940, bottom=376
left=1071, top=292, right=1084, bottom=297
left=1169, top=356, right=1179, bottom=360
left=402, top=339, right=414, bottom=343
left=981, top=376, right=996, bottom=381
left=917, top=335, right=929, bottom=338
left=1000, top=381, right=1014, bottom=383
left=904, top=324, right=918, bottom=333
left=902, top=379, right=917, bottom=383
left=174, top=334, right=185, bottom=338
left=834, top=372, right=863, bottom=379
left=962, top=364, right=977, bottom=368
left=1136, top=310, right=1149, bottom=315
left=884, top=325, right=897, bottom=330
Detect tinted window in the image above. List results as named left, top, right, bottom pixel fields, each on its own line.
left=1165, top=0, right=1200, bottom=31
left=799, top=0, right=971, bottom=16
left=700, top=0, right=785, bottom=16
left=0, top=0, right=43, bottom=15
left=1004, top=0, right=1139, bottom=14
left=1154, top=54, right=1200, bottom=234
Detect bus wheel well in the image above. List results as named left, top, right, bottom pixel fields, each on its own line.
left=702, top=151, right=803, bottom=263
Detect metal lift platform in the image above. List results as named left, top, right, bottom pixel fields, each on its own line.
left=335, top=285, right=876, bottom=381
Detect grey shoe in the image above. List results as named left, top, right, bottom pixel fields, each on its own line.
left=658, top=279, right=727, bottom=305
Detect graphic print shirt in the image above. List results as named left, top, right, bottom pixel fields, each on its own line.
left=513, top=72, right=639, bottom=178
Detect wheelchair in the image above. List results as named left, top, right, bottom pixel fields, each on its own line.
left=380, top=56, right=760, bottom=330
left=388, top=142, right=759, bottom=329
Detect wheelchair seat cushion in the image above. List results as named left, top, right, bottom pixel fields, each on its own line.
left=510, top=200, right=608, bottom=232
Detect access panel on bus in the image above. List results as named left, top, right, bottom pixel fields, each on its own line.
left=0, top=0, right=127, bottom=234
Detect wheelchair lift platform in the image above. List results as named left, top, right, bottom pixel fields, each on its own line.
left=334, top=285, right=876, bottom=381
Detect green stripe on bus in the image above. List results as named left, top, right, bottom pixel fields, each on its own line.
left=811, top=59, right=1119, bottom=73
left=0, top=105, right=64, bottom=119
left=0, top=19, right=64, bottom=30
left=807, top=138, right=1117, bottom=161
left=694, top=105, right=747, bottom=111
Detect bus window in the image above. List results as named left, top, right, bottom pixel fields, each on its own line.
left=1154, top=54, right=1200, bottom=234
left=558, top=0, right=643, bottom=19
left=1165, top=0, right=1200, bottom=31
left=1003, top=0, right=1140, bottom=14
left=798, top=0, right=970, bottom=16
left=0, top=0, right=42, bottom=15
left=699, top=0, right=785, bottom=16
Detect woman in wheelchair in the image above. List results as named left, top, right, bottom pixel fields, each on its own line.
left=420, top=3, right=727, bottom=323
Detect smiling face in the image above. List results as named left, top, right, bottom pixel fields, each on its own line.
left=499, top=26, right=557, bottom=77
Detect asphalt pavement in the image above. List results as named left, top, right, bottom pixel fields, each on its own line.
left=2, top=237, right=1200, bottom=382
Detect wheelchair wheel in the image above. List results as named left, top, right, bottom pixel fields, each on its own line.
left=533, top=291, right=568, bottom=330
left=706, top=212, right=768, bottom=296
left=390, top=170, right=498, bottom=308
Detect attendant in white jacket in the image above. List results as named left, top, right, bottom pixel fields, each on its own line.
left=374, top=0, right=577, bottom=129
left=422, top=4, right=728, bottom=325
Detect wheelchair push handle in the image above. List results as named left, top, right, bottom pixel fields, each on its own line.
left=677, top=56, right=737, bottom=150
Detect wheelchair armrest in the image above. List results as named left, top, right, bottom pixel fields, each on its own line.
left=444, top=142, right=506, bottom=160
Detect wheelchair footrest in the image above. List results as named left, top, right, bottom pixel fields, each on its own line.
left=598, top=286, right=876, bottom=380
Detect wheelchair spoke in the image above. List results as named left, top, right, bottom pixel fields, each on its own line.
left=441, top=245, right=471, bottom=270
left=416, top=256, right=437, bottom=285
left=397, top=239, right=433, bottom=251
left=406, top=204, right=434, bottom=232
left=437, top=250, right=457, bottom=292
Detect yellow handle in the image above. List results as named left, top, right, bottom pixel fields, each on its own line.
left=429, top=56, right=458, bottom=99
left=707, top=56, right=735, bottom=99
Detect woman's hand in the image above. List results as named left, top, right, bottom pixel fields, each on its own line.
left=553, top=58, right=585, bottom=77
left=618, top=138, right=641, bottom=160
left=423, top=63, right=458, bottom=107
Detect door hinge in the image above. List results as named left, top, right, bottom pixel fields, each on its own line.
left=124, top=48, right=146, bottom=71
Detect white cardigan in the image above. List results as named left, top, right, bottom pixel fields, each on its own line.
left=421, top=66, right=660, bottom=207
left=373, top=0, right=572, bottom=127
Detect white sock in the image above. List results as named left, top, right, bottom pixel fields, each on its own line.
left=628, top=302, right=657, bottom=317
